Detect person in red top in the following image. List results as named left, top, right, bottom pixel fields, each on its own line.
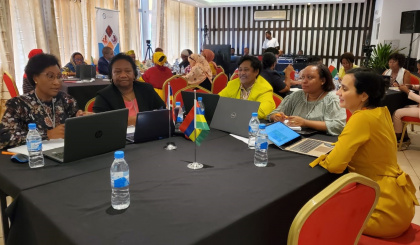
left=141, top=52, right=173, bottom=100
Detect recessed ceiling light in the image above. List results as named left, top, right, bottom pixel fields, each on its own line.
left=307, top=3, right=311, bottom=5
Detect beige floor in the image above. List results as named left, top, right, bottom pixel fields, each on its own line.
left=0, top=127, right=419, bottom=244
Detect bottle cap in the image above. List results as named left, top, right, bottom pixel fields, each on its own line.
left=198, top=97, right=203, bottom=101
left=114, top=151, right=124, bottom=159
left=259, top=124, right=266, bottom=129
left=176, top=102, right=181, bottom=106
left=252, top=112, right=258, bottom=117
left=28, top=123, right=36, bottom=130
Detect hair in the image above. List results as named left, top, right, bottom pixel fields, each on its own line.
left=264, top=47, right=279, bottom=55
left=340, top=52, right=355, bottom=64
left=388, top=53, right=406, bottom=67
left=231, top=48, right=235, bottom=51
left=155, top=47, right=163, bottom=52
left=307, top=56, right=322, bottom=64
left=108, top=53, right=138, bottom=79
left=306, top=63, right=335, bottom=92
left=238, top=55, right=262, bottom=75
left=265, top=31, right=271, bottom=35
left=187, top=49, right=193, bottom=55
left=262, top=52, right=277, bottom=69
left=102, top=47, right=113, bottom=56
left=346, top=68, right=387, bottom=108
left=25, top=53, right=60, bottom=87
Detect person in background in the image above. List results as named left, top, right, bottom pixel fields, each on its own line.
left=201, top=49, right=218, bottom=76
left=262, top=31, right=279, bottom=53
left=126, top=50, right=144, bottom=72
left=155, top=47, right=163, bottom=52
left=231, top=48, right=235, bottom=56
left=183, top=54, right=213, bottom=91
left=23, top=49, right=43, bottom=94
left=179, top=49, right=192, bottom=71
left=265, top=47, right=279, bottom=59
left=297, top=50, right=304, bottom=56
left=279, top=50, right=284, bottom=56
left=219, top=55, right=275, bottom=120
left=416, top=59, right=420, bottom=74
left=383, top=53, right=411, bottom=86
left=62, top=52, right=87, bottom=76
left=269, top=63, right=346, bottom=135
left=310, top=68, right=418, bottom=238
left=243, top=47, right=250, bottom=56
left=393, top=84, right=420, bottom=143
left=140, top=52, right=173, bottom=100
left=260, top=52, right=290, bottom=98
left=94, top=54, right=165, bottom=126
left=0, top=53, right=86, bottom=149
left=338, top=52, right=358, bottom=80
left=98, top=47, right=114, bottom=76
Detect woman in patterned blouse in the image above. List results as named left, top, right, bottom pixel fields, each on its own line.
left=0, top=54, right=86, bottom=149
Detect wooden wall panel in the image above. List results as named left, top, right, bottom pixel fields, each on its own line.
left=198, top=0, right=376, bottom=68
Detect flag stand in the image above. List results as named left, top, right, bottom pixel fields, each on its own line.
left=187, top=91, right=203, bottom=169
left=165, top=82, right=177, bottom=151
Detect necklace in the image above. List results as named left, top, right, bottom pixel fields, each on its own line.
left=120, top=91, right=139, bottom=114
left=305, top=91, right=325, bottom=119
left=34, top=91, right=56, bottom=128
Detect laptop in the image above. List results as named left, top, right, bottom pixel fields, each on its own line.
left=265, top=122, right=334, bottom=157
left=210, top=97, right=260, bottom=137
left=76, top=65, right=96, bottom=80
left=181, top=91, right=220, bottom=125
left=43, top=109, right=128, bottom=163
left=126, top=109, right=174, bottom=143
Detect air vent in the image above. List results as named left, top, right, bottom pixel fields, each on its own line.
left=254, top=10, right=288, bottom=21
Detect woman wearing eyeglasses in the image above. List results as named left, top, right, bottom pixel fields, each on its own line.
left=62, top=52, right=87, bottom=76
left=0, top=53, right=86, bottom=149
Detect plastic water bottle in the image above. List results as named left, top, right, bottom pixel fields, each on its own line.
left=180, top=66, right=185, bottom=75
left=26, top=123, right=44, bottom=168
left=110, top=151, right=130, bottom=210
left=248, top=112, right=260, bottom=149
left=173, top=59, right=180, bottom=74
left=254, top=124, right=268, bottom=167
left=197, top=97, right=205, bottom=114
left=175, top=101, right=183, bottom=130
left=294, top=69, right=299, bottom=81
left=334, top=75, right=340, bottom=90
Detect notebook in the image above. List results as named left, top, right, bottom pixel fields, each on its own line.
left=43, top=109, right=128, bottom=163
left=126, top=109, right=174, bottom=143
left=76, top=65, right=96, bottom=80
left=210, top=97, right=260, bottom=137
left=181, top=91, right=220, bottom=125
left=265, top=122, right=334, bottom=157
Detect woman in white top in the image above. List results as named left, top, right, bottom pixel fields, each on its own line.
left=383, top=53, right=411, bottom=86
left=393, top=84, right=420, bottom=143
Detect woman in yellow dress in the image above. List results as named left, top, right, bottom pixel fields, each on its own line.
left=310, top=68, right=418, bottom=238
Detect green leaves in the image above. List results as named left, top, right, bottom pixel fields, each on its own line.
left=367, top=43, right=406, bottom=73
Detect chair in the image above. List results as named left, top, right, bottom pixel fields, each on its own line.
left=230, top=72, right=239, bottom=81
left=358, top=223, right=420, bottom=244
left=398, top=116, right=420, bottom=151
left=162, top=75, right=188, bottom=105
left=2, top=71, right=19, bottom=98
left=273, top=94, right=283, bottom=108
left=287, top=173, right=380, bottom=245
left=212, top=73, right=228, bottom=94
left=84, top=98, right=95, bottom=112
left=215, top=66, right=224, bottom=75
left=346, top=109, right=352, bottom=122
left=173, top=85, right=211, bottom=108
left=410, top=75, right=419, bottom=85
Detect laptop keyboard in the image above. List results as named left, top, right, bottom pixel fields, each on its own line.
left=289, top=139, right=322, bottom=153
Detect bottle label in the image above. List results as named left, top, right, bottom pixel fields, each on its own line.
left=177, top=115, right=183, bottom=123
left=260, top=142, right=268, bottom=150
left=249, top=125, right=252, bottom=133
left=112, top=172, right=129, bottom=188
left=27, top=140, right=42, bottom=151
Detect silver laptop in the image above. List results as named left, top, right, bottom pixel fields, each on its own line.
left=265, top=122, right=334, bottom=157
left=43, top=109, right=128, bottom=163
left=210, top=97, right=260, bottom=137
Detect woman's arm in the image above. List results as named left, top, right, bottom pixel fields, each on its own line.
left=403, top=70, right=411, bottom=85
left=0, top=99, right=29, bottom=149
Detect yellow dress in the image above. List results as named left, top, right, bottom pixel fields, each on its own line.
left=310, top=107, right=418, bottom=238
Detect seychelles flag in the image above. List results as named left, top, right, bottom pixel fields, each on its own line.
left=328, top=61, right=338, bottom=77
left=167, top=83, right=175, bottom=123
left=179, top=101, right=210, bottom=146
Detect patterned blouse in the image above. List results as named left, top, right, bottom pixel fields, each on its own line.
left=0, top=91, right=79, bottom=149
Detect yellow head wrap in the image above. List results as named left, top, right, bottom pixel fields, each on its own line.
left=153, top=52, right=167, bottom=66
left=126, top=50, right=135, bottom=55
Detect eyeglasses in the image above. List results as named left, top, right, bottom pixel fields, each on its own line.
left=74, top=58, right=84, bottom=62
left=40, top=72, right=63, bottom=81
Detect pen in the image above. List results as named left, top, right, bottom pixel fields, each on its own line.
left=2, top=151, right=16, bottom=156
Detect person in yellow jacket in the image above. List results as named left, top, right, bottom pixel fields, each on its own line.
left=218, top=56, right=275, bottom=119
left=310, top=68, right=418, bottom=238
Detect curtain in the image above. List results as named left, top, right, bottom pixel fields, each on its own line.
left=118, top=0, right=141, bottom=56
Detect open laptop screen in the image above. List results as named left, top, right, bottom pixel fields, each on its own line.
left=265, top=122, right=301, bottom=146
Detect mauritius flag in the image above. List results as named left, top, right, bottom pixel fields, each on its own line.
left=328, top=61, right=338, bottom=77
left=179, top=101, right=210, bottom=146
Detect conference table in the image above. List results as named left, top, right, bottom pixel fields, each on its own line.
left=61, top=79, right=111, bottom=110
left=0, top=130, right=339, bottom=245
left=382, top=88, right=418, bottom=116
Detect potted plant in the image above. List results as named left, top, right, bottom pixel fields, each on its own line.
left=367, top=42, right=405, bottom=74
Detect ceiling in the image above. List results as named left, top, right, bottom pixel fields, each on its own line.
left=180, top=0, right=365, bottom=8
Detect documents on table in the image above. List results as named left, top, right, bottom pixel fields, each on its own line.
left=8, top=139, right=64, bottom=156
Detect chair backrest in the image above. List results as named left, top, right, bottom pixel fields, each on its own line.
left=346, top=109, right=352, bottom=122
left=84, top=98, right=95, bottom=112
left=288, top=173, right=380, bottom=245
left=273, top=94, right=283, bottom=108
left=2, top=72, right=19, bottom=98
left=215, top=66, right=224, bottom=75
left=230, top=72, right=239, bottom=81
left=173, top=85, right=211, bottom=108
left=212, top=72, right=228, bottom=94
left=162, top=75, right=188, bottom=104
left=410, top=75, right=420, bottom=85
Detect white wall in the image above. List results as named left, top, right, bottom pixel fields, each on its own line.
left=374, top=0, right=420, bottom=60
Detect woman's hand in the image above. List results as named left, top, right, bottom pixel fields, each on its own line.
left=287, top=116, right=306, bottom=127
left=128, top=115, right=136, bottom=126
left=47, top=124, right=65, bottom=139
left=392, top=81, right=399, bottom=87
left=270, top=112, right=287, bottom=122
left=76, top=110, right=94, bottom=117
left=399, top=84, right=410, bottom=94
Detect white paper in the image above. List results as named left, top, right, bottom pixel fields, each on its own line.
left=283, top=120, right=302, bottom=131
left=8, top=139, right=64, bottom=156
left=229, top=134, right=273, bottom=145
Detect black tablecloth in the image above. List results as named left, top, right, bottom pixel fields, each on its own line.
left=382, top=89, right=417, bottom=116
left=5, top=132, right=339, bottom=245
left=61, top=79, right=110, bottom=109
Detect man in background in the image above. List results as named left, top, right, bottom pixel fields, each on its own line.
left=98, top=47, right=114, bottom=75
left=262, top=31, right=279, bottom=53
left=231, top=48, right=235, bottom=56
left=243, top=47, right=249, bottom=56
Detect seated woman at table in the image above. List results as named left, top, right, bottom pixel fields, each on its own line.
left=310, top=68, right=418, bottom=238
left=140, top=52, right=173, bottom=100
left=183, top=54, right=213, bottom=91
left=93, top=53, right=165, bottom=126
left=62, top=52, right=87, bottom=76
left=392, top=84, right=420, bottom=143
left=268, top=63, right=346, bottom=135
left=201, top=49, right=217, bottom=76
left=0, top=54, right=86, bottom=149
left=383, top=53, right=411, bottom=86
left=338, top=52, right=358, bottom=80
